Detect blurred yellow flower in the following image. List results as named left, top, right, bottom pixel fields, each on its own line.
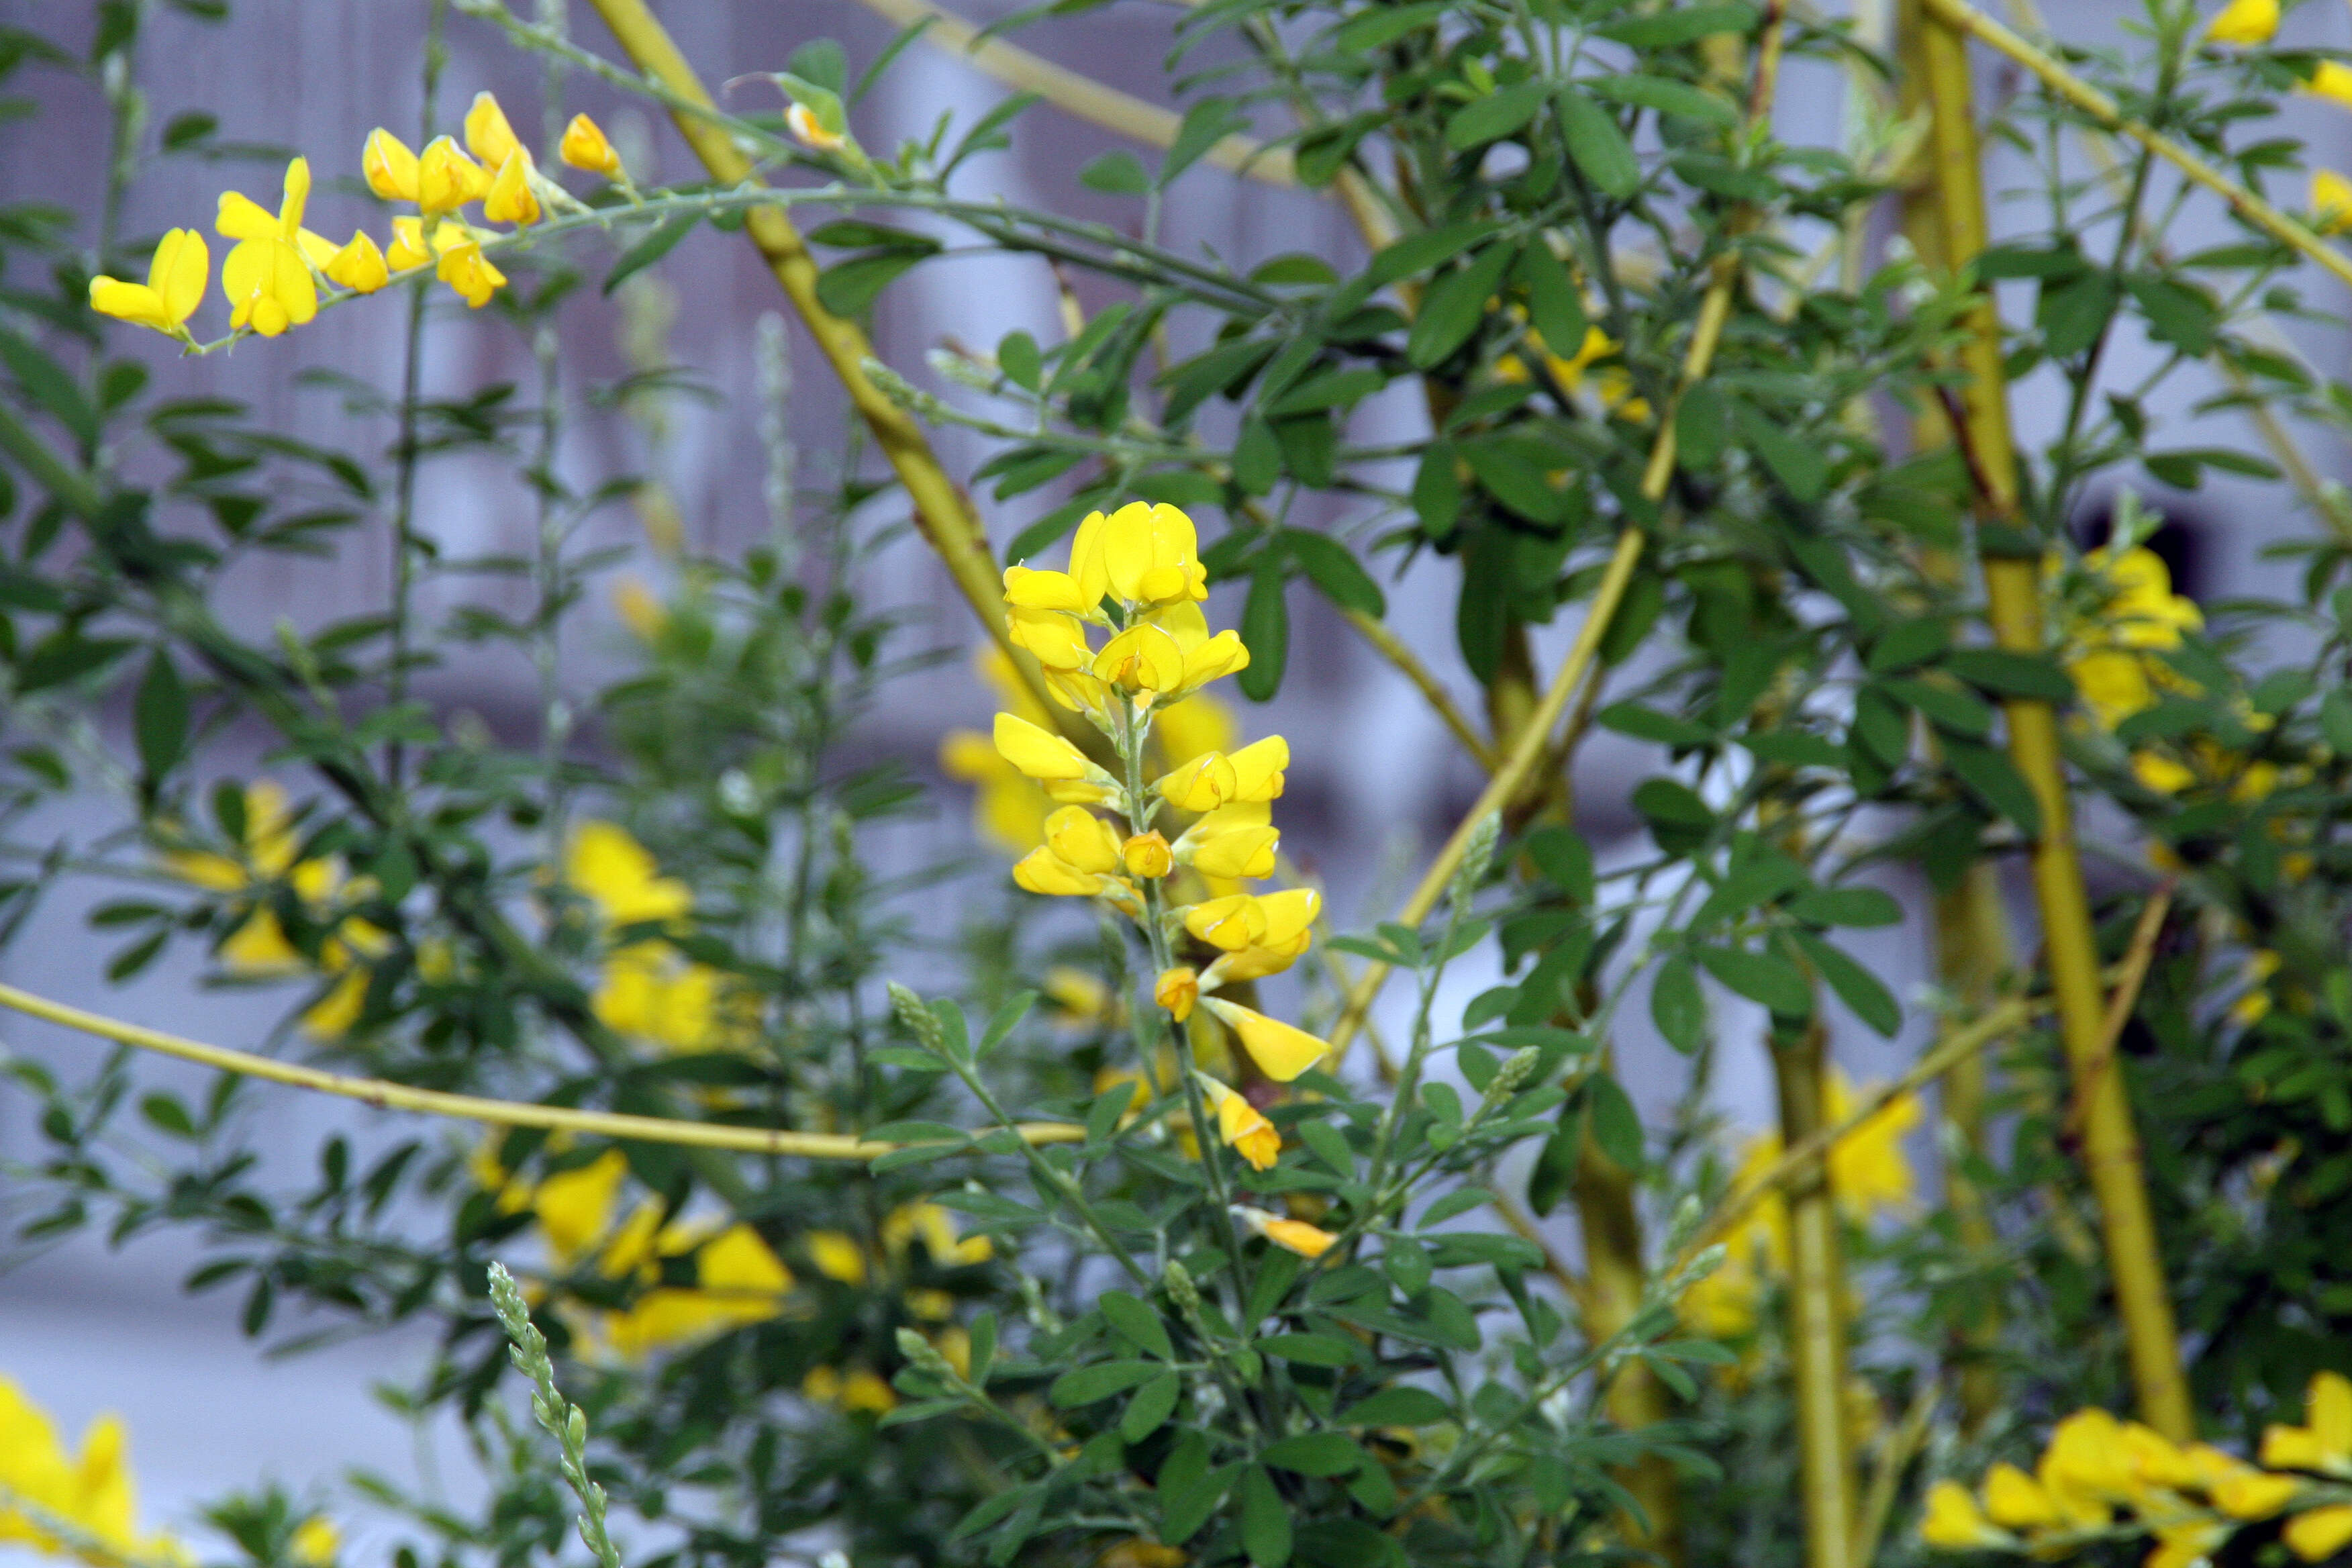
left=2202, top=0, right=2277, bottom=46
left=291, top=1517, right=340, bottom=1566
left=2263, top=1370, right=2352, bottom=1476
left=1234, top=1204, right=1336, bottom=1257
left=881, top=1202, right=993, bottom=1267
left=0, top=1377, right=179, bottom=1567
left=2309, top=62, right=2352, bottom=107
left=1200, top=1074, right=1281, bottom=1170
left=562, top=821, right=738, bottom=1052
left=2315, top=169, right=2352, bottom=234
left=560, top=113, right=626, bottom=181
left=802, top=1365, right=896, bottom=1414
left=2286, top=1505, right=2352, bottom=1562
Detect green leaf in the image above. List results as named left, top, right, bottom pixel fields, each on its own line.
left=1522, top=826, right=1594, bottom=901
left=1791, top=930, right=1901, bottom=1036
left=814, top=250, right=927, bottom=316
left=1341, top=1387, right=1452, bottom=1426
left=2126, top=274, right=2218, bottom=355
left=1240, top=1466, right=1293, bottom=1567
left=1865, top=618, right=1950, bottom=674
left=601, top=213, right=699, bottom=295
left=1598, top=701, right=1712, bottom=748
left=1080, top=150, right=1149, bottom=193
left=1631, top=778, right=1713, bottom=854
left=2322, top=688, right=2352, bottom=755
left=1259, top=1332, right=1358, bottom=1367
left=1586, top=1072, right=1644, bottom=1171
left=1584, top=72, right=1738, bottom=127
left=1596, top=3, right=1758, bottom=45
left=133, top=650, right=188, bottom=780
left=1650, top=954, right=1705, bottom=1054
left=1087, top=1079, right=1137, bottom=1144
left=1407, top=243, right=1516, bottom=369
left=1514, top=243, right=1588, bottom=358
left=0, top=329, right=98, bottom=447
left=1120, top=1369, right=1182, bottom=1441
left=1694, top=943, right=1813, bottom=1018
left=1101, top=1289, right=1176, bottom=1360
left=1785, top=886, right=1904, bottom=928
left=1942, top=737, right=2043, bottom=837
left=1260, top=1432, right=1365, bottom=1477
left=1285, top=529, right=1385, bottom=616
left=1945, top=648, right=2076, bottom=701
left=997, top=330, right=1042, bottom=391
left=968, top=1308, right=997, bottom=1387
left=1445, top=80, right=1551, bottom=150
left=1265, top=367, right=1386, bottom=417
left=1883, top=675, right=1994, bottom=738
left=1335, top=0, right=1448, bottom=50
left=1162, top=97, right=1246, bottom=187
left=1159, top=1457, right=1238, bottom=1546
left=1732, top=401, right=1827, bottom=502
left=1366, top=221, right=1503, bottom=287
left=805, top=219, right=936, bottom=252
left=1049, top=1359, right=1164, bottom=1407
left=2038, top=271, right=2120, bottom=358
left=1238, top=556, right=1289, bottom=701
left=1556, top=91, right=1639, bottom=197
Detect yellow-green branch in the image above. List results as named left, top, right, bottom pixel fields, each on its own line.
left=0, top=981, right=1081, bottom=1161
left=1912, top=0, right=2196, bottom=1442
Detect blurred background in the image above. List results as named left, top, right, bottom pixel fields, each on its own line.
left=3, top=0, right=2347, bottom=1553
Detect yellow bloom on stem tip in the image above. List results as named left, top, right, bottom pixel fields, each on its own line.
left=2316, top=169, right=2352, bottom=235
left=218, top=157, right=324, bottom=336
left=1156, top=966, right=1199, bottom=1022
left=2263, top=1371, right=2352, bottom=1477
left=364, top=128, right=421, bottom=202
left=1233, top=1204, right=1336, bottom=1257
left=786, top=101, right=850, bottom=153
left=559, top=113, right=626, bottom=180
left=464, top=91, right=524, bottom=171
left=1156, top=735, right=1289, bottom=812
left=1199, top=997, right=1327, bottom=1081
left=2286, top=1505, right=2352, bottom=1563
left=436, top=232, right=507, bottom=307
left=1920, top=1480, right=2012, bottom=1550
left=89, top=228, right=207, bottom=337
left=418, top=135, right=491, bottom=218
left=1013, top=806, right=1137, bottom=903
left=324, top=230, right=390, bottom=293
left=1199, top=1074, right=1281, bottom=1170
left=2203, top=0, right=2277, bottom=46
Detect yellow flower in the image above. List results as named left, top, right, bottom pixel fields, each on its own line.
left=218, top=156, right=324, bottom=336
left=1156, top=736, right=1289, bottom=812
left=1822, top=1071, right=1918, bottom=1217
left=324, top=230, right=390, bottom=293
left=1234, top=1204, right=1336, bottom=1257
left=0, top=1377, right=177, bottom=1567
left=1122, top=831, right=1173, bottom=879
left=2315, top=169, right=2352, bottom=234
left=291, top=1518, right=340, bottom=1566
left=805, top=1230, right=869, bottom=1285
left=989, top=712, right=1118, bottom=803
left=2146, top=1522, right=2231, bottom=1568
left=566, top=820, right=693, bottom=927
left=2203, top=0, right=2277, bottom=45
left=2263, top=1371, right=2352, bottom=1476
left=1920, top=1479, right=2011, bottom=1549
left=1173, top=803, right=1279, bottom=881
left=89, top=228, right=208, bottom=338
left=593, top=945, right=730, bottom=1052
left=785, top=101, right=850, bottom=153
left=2230, top=949, right=2282, bottom=1028
left=1199, top=887, right=1320, bottom=988
left=417, top=135, right=491, bottom=218
left=1014, top=806, right=1136, bottom=903
left=2062, top=547, right=2202, bottom=730
left=2309, top=62, right=2352, bottom=107
left=385, top=217, right=432, bottom=272
left=1982, top=1462, right=2061, bottom=1530
left=560, top=113, right=626, bottom=180
left=483, top=152, right=541, bottom=226
left=363, top=128, right=420, bottom=202
left=803, top=1365, right=897, bottom=1414
left=2208, top=1465, right=2300, bottom=1520
left=464, top=91, right=524, bottom=170
left=1155, top=966, right=1200, bottom=1022
left=1153, top=689, right=1236, bottom=765
left=1046, top=966, right=1122, bottom=1029
left=1199, top=997, right=1326, bottom=1081
left=881, top=1202, right=993, bottom=1266
left=1199, top=1074, right=1281, bottom=1170
left=2286, top=1505, right=2352, bottom=1562
left=435, top=232, right=506, bottom=307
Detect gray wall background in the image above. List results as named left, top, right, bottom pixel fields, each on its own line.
left=3, top=0, right=2347, bottom=1557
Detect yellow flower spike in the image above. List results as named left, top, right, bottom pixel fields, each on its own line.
left=1043, top=806, right=1124, bottom=876
left=559, top=112, right=626, bottom=180
left=1122, top=830, right=1173, bottom=879
left=1233, top=1204, right=1336, bottom=1257
left=1012, top=846, right=1113, bottom=898
left=363, top=128, right=420, bottom=201
left=1173, top=803, right=1279, bottom=881
left=1199, top=1073, right=1281, bottom=1170
left=1093, top=622, right=1189, bottom=698
left=324, top=230, right=390, bottom=293
left=2286, top=1505, right=2352, bottom=1562
left=1982, top=1463, right=2061, bottom=1530
left=435, top=234, right=507, bottom=307
left=805, top=1230, right=868, bottom=1285
left=2202, top=0, right=2277, bottom=45
left=386, top=216, right=431, bottom=271
left=1920, top=1480, right=2012, bottom=1550
left=1155, top=966, right=1199, bottom=1022
left=1200, top=997, right=1326, bottom=1081
left=417, top=135, right=491, bottom=218
left=1096, top=501, right=1208, bottom=607
left=89, top=228, right=208, bottom=336
left=786, top=101, right=850, bottom=153
left=2309, top=61, right=2352, bottom=108
left=464, top=91, right=524, bottom=170
left=1006, top=603, right=1093, bottom=672
left=2315, top=168, right=2352, bottom=235
left=1184, top=893, right=1269, bottom=952
left=291, top=1518, right=340, bottom=1566
left=483, top=151, right=542, bottom=226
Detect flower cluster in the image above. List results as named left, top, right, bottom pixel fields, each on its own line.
left=562, top=820, right=744, bottom=1053
left=0, top=1375, right=179, bottom=1567
left=1922, top=1375, right=2352, bottom=1567
left=983, top=503, right=1336, bottom=1218
left=2201, top=0, right=2352, bottom=230
left=90, top=94, right=630, bottom=341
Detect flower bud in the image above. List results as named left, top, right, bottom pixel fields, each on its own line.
left=887, top=981, right=946, bottom=1055
left=1155, top=967, right=1199, bottom=1022
left=559, top=113, right=626, bottom=179
left=1122, top=831, right=1173, bottom=879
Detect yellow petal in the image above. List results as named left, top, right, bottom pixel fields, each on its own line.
left=147, top=228, right=209, bottom=324
left=1094, top=622, right=1188, bottom=695
left=483, top=150, right=541, bottom=226
left=2286, top=1506, right=2352, bottom=1563
left=2203, top=0, right=2277, bottom=45
left=1205, top=1077, right=1280, bottom=1170
left=1008, top=604, right=1094, bottom=670
left=386, top=216, right=430, bottom=271
left=1157, top=750, right=1238, bottom=812
left=325, top=231, right=390, bottom=293
left=1234, top=1205, right=1335, bottom=1257
left=559, top=112, right=624, bottom=179
left=418, top=136, right=489, bottom=217
left=279, top=155, right=311, bottom=237
left=1012, top=846, right=1108, bottom=897
left=1042, top=805, right=1123, bottom=876
left=363, top=128, right=420, bottom=202
left=1983, top=1463, right=2059, bottom=1529
left=2309, top=1371, right=2352, bottom=1462
left=1920, top=1481, right=2005, bottom=1550
left=1155, top=967, right=1198, bottom=1021
left=89, top=277, right=173, bottom=332
left=1201, top=998, right=1325, bottom=1081
left=1003, top=565, right=1093, bottom=613
left=993, top=712, right=1094, bottom=781
left=215, top=189, right=279, bottom=242
left=464, top=91, right=523, bottom=169
left=1224, top=735, right=1289, bottom=799
left=2308, top=61, right=2352, bottom=109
